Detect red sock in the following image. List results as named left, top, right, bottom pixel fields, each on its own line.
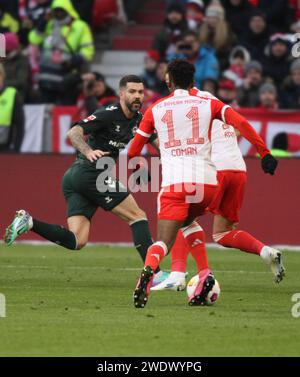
left=171, top=231, right=189, bottom=273
left=145, top=242, right=167, bottom=271
left=182, top=222, right=209, bottom=272
left=215, top=230, right=265, bottom=255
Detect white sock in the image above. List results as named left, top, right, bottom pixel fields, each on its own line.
left=260, top=246, right=273, bottom=263
left=169, top=271, right=186, bottom=280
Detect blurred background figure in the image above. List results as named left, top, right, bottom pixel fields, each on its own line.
left=153, top=60, right=169, bottom=97
left=256, top=0, right=295, bottom=33
left=141, top=49, right=161, bottom=91
left=258, top=82, right=279, bottom=110
left=270, top=132, right=292, bottom=157
left=0, top=63, right=24, bottom=153
left=202, top=77, right=218, bottom=96
left=29, top=0, right=95, bottom=104
left=240, top=10, right=272, bottom=63
left=77, top=71, right=118, bottom=115
left=152, top=2, right=188, bottom=59
left=170, top=30, right=219, bottom=88
left=221, top=0, right=254, bottom=37
left=0, top=3, right=19, bottom=34
left=237, top=60, right=264, bottom=107
left=217, top=77, right=238, bottom=106
left=122, top=0, right=140, bottom=24
left=199, top=2, right=237, bottom=70
left=226, top=46, right=250, bottom=85
left=262, top=34, right=293, bottom=89
left=2, top=32, right=30, bottom=103
left=19, top=0, right=52, bottom=46
left=280, top=59, right=300, bottom=110
left=186, top=0, right=205, bottom=31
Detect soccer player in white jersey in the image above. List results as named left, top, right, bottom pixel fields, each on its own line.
left=128, top=59, right=278, bottom=308
left=152, top=90, right=285, bottom=292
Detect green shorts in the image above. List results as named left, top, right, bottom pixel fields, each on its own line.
left=62, top=160, right=129, bottom=220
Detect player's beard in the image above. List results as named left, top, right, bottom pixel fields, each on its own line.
left=126, top=99, right=142, bottom=113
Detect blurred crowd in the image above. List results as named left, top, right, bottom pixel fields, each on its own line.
left=144, top=0, right=300, bottom=111
left=1, top=0, right=300, bottom=152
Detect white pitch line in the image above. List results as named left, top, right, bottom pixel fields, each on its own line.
left=0, top=240, right=300, bottom=251
left=0, top=264, right=270, bottom=274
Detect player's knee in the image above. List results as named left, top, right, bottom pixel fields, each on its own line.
left=212, top=232, right=227, bottom=243
left=128, top=208, right=147, bottom=223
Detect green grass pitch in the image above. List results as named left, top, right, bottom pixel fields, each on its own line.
left=0, top=244, right=299, bottom=356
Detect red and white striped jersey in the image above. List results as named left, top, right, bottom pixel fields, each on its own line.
left=136, top=89, right=230, bottom=187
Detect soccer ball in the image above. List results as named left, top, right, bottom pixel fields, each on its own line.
left=186, top=274, right=221, bottom=306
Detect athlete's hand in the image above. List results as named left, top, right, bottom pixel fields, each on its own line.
left=261, top=153, right=278, bottom=175
left=85, top=149, right=110, bottom=162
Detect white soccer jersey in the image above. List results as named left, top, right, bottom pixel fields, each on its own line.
left=191, top=88, right=246, bottom=172
left=211, top=120, right=246, bottom=172
left=137, top=89, right=230, bottom=187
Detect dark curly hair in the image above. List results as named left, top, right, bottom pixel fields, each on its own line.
left=166, top=59, right=195, bottom=90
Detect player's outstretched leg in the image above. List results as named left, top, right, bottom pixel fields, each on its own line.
left=133, top=266, right=154, bottom=308
left=189, top=269, right=216, bottom=306
left=4, top=210, right=33, bottom=246
left=213, top=215, right=286, bottom=283
left=4, top=211, right=85, bottom=250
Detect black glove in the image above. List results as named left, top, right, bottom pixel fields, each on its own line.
left=261, top=154, right=278, bottom=175
left=132, top=164, right=151, bottom=185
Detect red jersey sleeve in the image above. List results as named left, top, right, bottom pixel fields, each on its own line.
left=211, top=99, right=270, bottom=158
left=128, top=107, right=155, bottom=158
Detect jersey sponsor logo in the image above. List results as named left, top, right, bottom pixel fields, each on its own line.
left=106, top=105, right=118, bottom=111
left=83, top=115, right=96, bottom=123
left=109, top=140, right=126, bottom=148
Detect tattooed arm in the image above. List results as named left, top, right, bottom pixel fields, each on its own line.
left=67, top=125, right=109, bottom=162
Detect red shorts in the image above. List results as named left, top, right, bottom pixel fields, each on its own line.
left=157, top=183, right=218, bottom=221
left=209, top=170, right=247, bottom=223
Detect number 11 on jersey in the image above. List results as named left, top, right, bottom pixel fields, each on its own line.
left=161, top=107, right=204, bottom=149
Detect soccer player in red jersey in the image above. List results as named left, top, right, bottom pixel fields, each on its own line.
left=128, top=59, right=278, bottom=308
left=152, top=90, right=285, bottom=292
